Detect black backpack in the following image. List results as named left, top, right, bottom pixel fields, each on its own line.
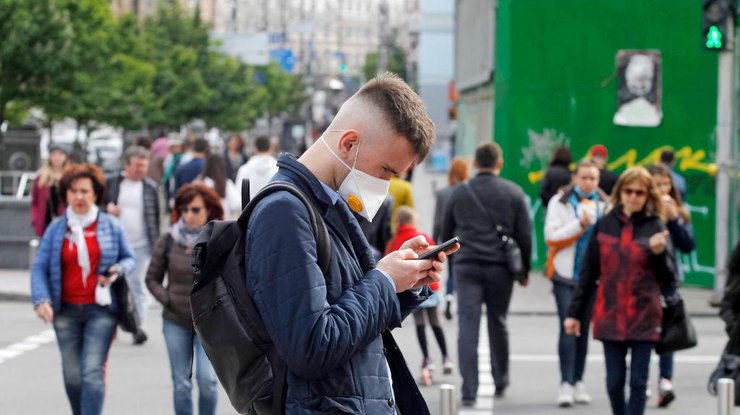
left=190, top=181, right=331, bottom=415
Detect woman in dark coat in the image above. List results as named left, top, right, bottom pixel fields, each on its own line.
left=564, top=166, right=676, bottom=415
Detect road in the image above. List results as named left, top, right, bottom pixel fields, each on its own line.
left=0, top=295, right=728, bottom=414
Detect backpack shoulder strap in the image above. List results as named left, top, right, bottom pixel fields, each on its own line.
left=238, top=181, right=331, bottom=275
left=240, top=178, right=250, bottom=211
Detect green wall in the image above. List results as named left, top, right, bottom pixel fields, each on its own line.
left=494, top=0, right=720, bottom=287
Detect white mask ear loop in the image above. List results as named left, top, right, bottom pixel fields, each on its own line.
left=320, top=134, right=360, bottom=171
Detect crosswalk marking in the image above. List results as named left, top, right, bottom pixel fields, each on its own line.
left=0, top=329, right=55, bottom=366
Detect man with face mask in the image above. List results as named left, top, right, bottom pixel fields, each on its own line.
left=245, top=73, right=457, bottom=414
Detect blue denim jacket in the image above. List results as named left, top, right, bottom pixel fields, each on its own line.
left=31, top=212, right=136, bottom=312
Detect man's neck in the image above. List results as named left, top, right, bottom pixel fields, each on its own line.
left=298, top=144, right=341, bottom=190
left=478, top=168, right=500, bottom=176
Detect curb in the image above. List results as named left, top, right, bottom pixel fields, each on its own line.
left=0, top=292, right=31, bottom=303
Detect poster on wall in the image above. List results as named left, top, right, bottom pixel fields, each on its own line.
left=613, top=50, right=662, bottom=127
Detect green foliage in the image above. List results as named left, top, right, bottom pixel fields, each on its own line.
left=1, top=0, right=307, bottom=134
left=0, top=0, right=74, bottom=125
left=363, top=30, right=408, bottom=82
left=260, top=62, right=307, bottom=119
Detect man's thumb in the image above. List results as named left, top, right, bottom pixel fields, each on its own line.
left=398, top=248, right=418, bottom=260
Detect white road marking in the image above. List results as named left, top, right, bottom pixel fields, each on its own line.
left=0, top=330, right=55, bottom=365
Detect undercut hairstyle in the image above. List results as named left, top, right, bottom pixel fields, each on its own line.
left=475, top=142, right=502, bottom=169
left=355, top=72, right=435, bottom=160
left=124, top=146, right=150, bottom=164
left=254, top=136, right=271, bottom=153
left=396, top=205, right=416, bottom=226
left=59, top=163, right=106, bottom=205
left=172, top=183, right=224, bottom=224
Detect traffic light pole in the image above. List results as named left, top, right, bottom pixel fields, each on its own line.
left=714, top=21, right=736, bottom=300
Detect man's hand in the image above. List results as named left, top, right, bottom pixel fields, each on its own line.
left=106, top=202, right=121, bottom=217
left=579, top=212, right=591, bottom=229
left=377, top=249, right=437, bottom=293
left=35, top=303, right=54, bottom=324
left=649, top=230, right=670, bottom=254
left=517, top=277, right=529, bottom=287
left=563, top=317, right=581, bottom=337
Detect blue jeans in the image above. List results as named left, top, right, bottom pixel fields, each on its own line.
left=602, top=340, right=653, bottom=415
left=127, top=246, right=152, bottom=326
left=162, top=319, right=218, bottom=415
left=553, top=281, right=590, bottom=385
left=53, top=303, right=117, bottom=415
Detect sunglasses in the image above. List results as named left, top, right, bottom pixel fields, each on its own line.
left=179, top=206, right=204, bottom=214
left=621, top=188, right=647, bottom=197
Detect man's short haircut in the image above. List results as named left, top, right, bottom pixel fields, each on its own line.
left=660, top=150, right=675, bottom=164
left=355, top=72, right=435, bottom=160
left=573, top=159, right=599, bottom=175
left=124, top=145, right=150, bottom=164
left=396, top=205, right=416, bottom=226
left=192, top=138, right=209, bottom=154
left=475, top=142, right=502, bottom=169
left=254, top=136, right=271, bottom=153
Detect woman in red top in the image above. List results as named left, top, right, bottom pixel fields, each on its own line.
left=31, top=164, right=135, bottom=415
left=386, top=206, right=453, bottom=386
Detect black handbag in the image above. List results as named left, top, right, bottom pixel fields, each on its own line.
left=462, top=183, right=525, bottom=277
left=655, top=295, right=697, bottom=354
left=111, top=274, right=141, bottom=334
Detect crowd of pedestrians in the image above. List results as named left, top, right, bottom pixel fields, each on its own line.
left=29, top=131, right=281, bottom=415
left=25, top=72, right=732, bottom=415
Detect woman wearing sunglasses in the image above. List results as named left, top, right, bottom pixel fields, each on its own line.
left=564, top=166, right=676, bottom=415
left=146, top=183, right=224, bottom=415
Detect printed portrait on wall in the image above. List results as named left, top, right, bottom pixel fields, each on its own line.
left=613, top=50, right=662, bottom=127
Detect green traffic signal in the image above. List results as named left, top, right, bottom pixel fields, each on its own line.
left=706, top=25, right=723, bottom=49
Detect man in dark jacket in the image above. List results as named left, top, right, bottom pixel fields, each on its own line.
left=245, top=73, right=456, bottom=414
left=105, top=145, right=160, bottom=344
left=173, top=137, right=209, bottom=192
left=441, top=142, right=532, bottom=405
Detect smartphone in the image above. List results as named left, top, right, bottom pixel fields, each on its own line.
left=416, top=237, right=460, bottom=260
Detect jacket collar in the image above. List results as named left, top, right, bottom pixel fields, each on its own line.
left=275, top=153, right=334, bottom=210
left=557, top=184, right=609, bottom=204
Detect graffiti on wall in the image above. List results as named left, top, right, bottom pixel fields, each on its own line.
left=520, top=128, right=717, bottom=278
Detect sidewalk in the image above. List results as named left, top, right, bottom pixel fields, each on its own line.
left=2, top=267, right=719, bottom=317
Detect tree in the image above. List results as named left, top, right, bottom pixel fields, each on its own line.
left=0, top=0, right=74, bottom=133
left=260, top=62, right=307, bottom=119
left=199, top=52, right=263, bottom=131
left=363, top=30, right=408, bottom=82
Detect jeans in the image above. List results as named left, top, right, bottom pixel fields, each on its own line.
left=53, top=303, right=117, bottom=415
left=163, top=319, right=218, bottom=415
left=127, top=246, right=152, bottom=326
left=456, top=262, right=514, bottom=400
left=602, top=340, right=653, bottom=415
left=553, top=280, right=591, bottom=385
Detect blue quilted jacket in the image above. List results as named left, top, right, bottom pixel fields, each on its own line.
left=31, top=212, right=136, bottom=313
left=246, top=153, right=429, bottom=414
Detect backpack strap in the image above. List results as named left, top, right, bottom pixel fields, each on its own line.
left=240, top=178, right=250, bottom=211
left=238, top=181, right=331, bottom=275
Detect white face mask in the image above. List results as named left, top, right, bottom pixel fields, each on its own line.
left=320, top=131, right=390, bottom=222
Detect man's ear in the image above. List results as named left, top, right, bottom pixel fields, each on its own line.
left=338, top=130, right=360, bottom=157
left=496, top=158, right=504, bottom=170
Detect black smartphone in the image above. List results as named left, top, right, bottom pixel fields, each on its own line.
left=416, top=237, right=460, bottom=261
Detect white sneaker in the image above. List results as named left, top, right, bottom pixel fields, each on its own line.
left=558, top=382, right=575, bottom=407
left=574, top=381, right=591, bottom=404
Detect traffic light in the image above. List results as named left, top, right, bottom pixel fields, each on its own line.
left=703, top=0, right=735, bottom=51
